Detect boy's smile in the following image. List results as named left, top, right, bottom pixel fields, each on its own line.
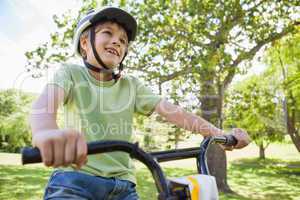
left=105, top=47, right=120, bottom=56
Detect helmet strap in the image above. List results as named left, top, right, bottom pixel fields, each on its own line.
left=113, top=51, right=127, bottom=80
left=83, top=59, right=113, bottom=73
left=89, top=26, right=110, bottom=70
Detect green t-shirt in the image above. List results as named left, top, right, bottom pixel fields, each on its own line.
left=48, top=63, right=162, bottom=183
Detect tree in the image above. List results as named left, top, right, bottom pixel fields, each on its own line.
left=264, top=30, right=300, bottom=152
left=166, top=126, right=189, bottom=149
left=224, top=76, right=285, bottom=159
left=125, top=0, right=300, bottom=191
left=0, top=90, right=34, bottom=152
left=25, top=0, right=300, bottom=192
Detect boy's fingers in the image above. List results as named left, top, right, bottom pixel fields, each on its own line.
left=75, top=133, right=87, bottom=168
left=53, top=137, right=65, bottom=167
left=220, top=144, right=234, bottom=151
left=73, top=157, right=88, bottom=170
left=40, top=140, right=53, bottom=167
left=232, top=128, right=251, bottom=149
left=64, top=132, right=77, bottom=166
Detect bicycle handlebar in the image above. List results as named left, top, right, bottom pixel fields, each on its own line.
left=21, top=135, right=237, bottom=200
left=21, top=135, right=237, bottom=164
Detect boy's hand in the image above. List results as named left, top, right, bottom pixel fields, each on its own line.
left=224, top=128, right=251, bottom=150
left=221, top=128, right=251, bottom=151
left=231, top=128, right=251, bottom=149
left=32, top=129, right=87, bottom=169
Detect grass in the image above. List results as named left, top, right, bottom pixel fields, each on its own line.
left=0, top=142, right=299, bottom=199
left=0, top=165, right=51, bottom=200
left=136, top=158, right=300, bottom=200
left=0, top=158, right=299, bottom=200
left=225, top=158, right=300, bottom=200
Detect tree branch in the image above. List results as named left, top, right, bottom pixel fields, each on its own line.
left=126, top=65, right=153, bottom=74
left=159, top=67, right=193, bottom=83
left=223, top=21, right=300, bottom=89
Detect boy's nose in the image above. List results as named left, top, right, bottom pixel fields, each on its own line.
left=111, top=37, right=121, bottom=46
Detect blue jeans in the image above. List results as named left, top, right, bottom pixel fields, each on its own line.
left=44, top=170, right=139, bottom=200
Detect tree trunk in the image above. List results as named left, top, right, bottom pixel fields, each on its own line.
left=207, top=144, right=232, bottom=192
left=279, top=54, right=300, bottom=152
left=175, top=132, right=179, bottom=149
left=283, top=95, right=300, bottom=152
left=200, top=78, right=232, bottom=193
left=259, top=144, right=265, bottom=159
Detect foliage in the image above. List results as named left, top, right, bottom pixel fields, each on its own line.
left=166, top=125, right=189, bottom=149
left=25, top=0, right=300, bottom=115
left=224, top=75, right=285, bottom=155
left=24, top=0, right=300, bottom=144
left=133, top=114, right=181, bottom=151
left=125, top=0, right=300, bottom=124
left=263, top=30, right=300, bottom=152
left=0, top=90, right=34, bottom=153
left=225, top=30, right=300, bottom=156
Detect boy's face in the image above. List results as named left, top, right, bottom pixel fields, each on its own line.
left=80, top=21, right=129, bottom=68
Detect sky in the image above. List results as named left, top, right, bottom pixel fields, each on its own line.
left=0, top=0, right=267, bottom=94
left=0, top=0, right=81, bottom=93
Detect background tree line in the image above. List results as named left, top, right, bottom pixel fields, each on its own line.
left=0, top=89, right=33, bottom=153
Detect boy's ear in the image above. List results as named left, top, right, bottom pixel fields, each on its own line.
left=80, top=36, right=88, bottom=52
left=79, top=36, right=89, bottom=58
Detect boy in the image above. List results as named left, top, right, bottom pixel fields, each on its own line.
left=30, top=7, right=250, bottom=200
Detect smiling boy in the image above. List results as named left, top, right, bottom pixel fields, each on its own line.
left=30, top=7, right=250, bottom=200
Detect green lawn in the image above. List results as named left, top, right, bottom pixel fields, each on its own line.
left=1, top=158, right=299, bottom=200
left=1, top=142, right=299, bottom=199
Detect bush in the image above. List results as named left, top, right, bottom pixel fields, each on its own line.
left=0, top=89, right=34, bottom=153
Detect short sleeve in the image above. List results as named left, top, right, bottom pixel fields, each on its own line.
left=134, top=78, right=162, bottom=116
left=47, top=64, right=73, bottom=104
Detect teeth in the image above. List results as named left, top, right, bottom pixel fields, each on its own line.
left=106, top=49, right=118, bottom=56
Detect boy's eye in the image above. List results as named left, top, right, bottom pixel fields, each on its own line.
left=102, top=30, right=112, bottom=35
left=120, top=38, right=126, bottom=44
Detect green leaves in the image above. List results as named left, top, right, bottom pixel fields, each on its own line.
left=22, top=0, right=300, bottom=149
left=0, top=90, right=34, bottom=153
left=24, top=0, right=300, bottom=94
left=263, top=30, right=300, bottom=152
left=224, top=75, right=285, bottom=150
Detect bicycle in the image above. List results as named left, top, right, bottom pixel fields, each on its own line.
left=21, top=135, right=237, bottom=200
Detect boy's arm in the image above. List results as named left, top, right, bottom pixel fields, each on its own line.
left=30, top=85, right=61, bottom=133
left=30, top=85, right=87, bottom=168
left=154, top=99, right=250, bottom=149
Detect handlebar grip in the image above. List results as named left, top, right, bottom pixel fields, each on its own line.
left=224, top=135, right=238, bottom=146
left=21, top=147, right=42, bottom=164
